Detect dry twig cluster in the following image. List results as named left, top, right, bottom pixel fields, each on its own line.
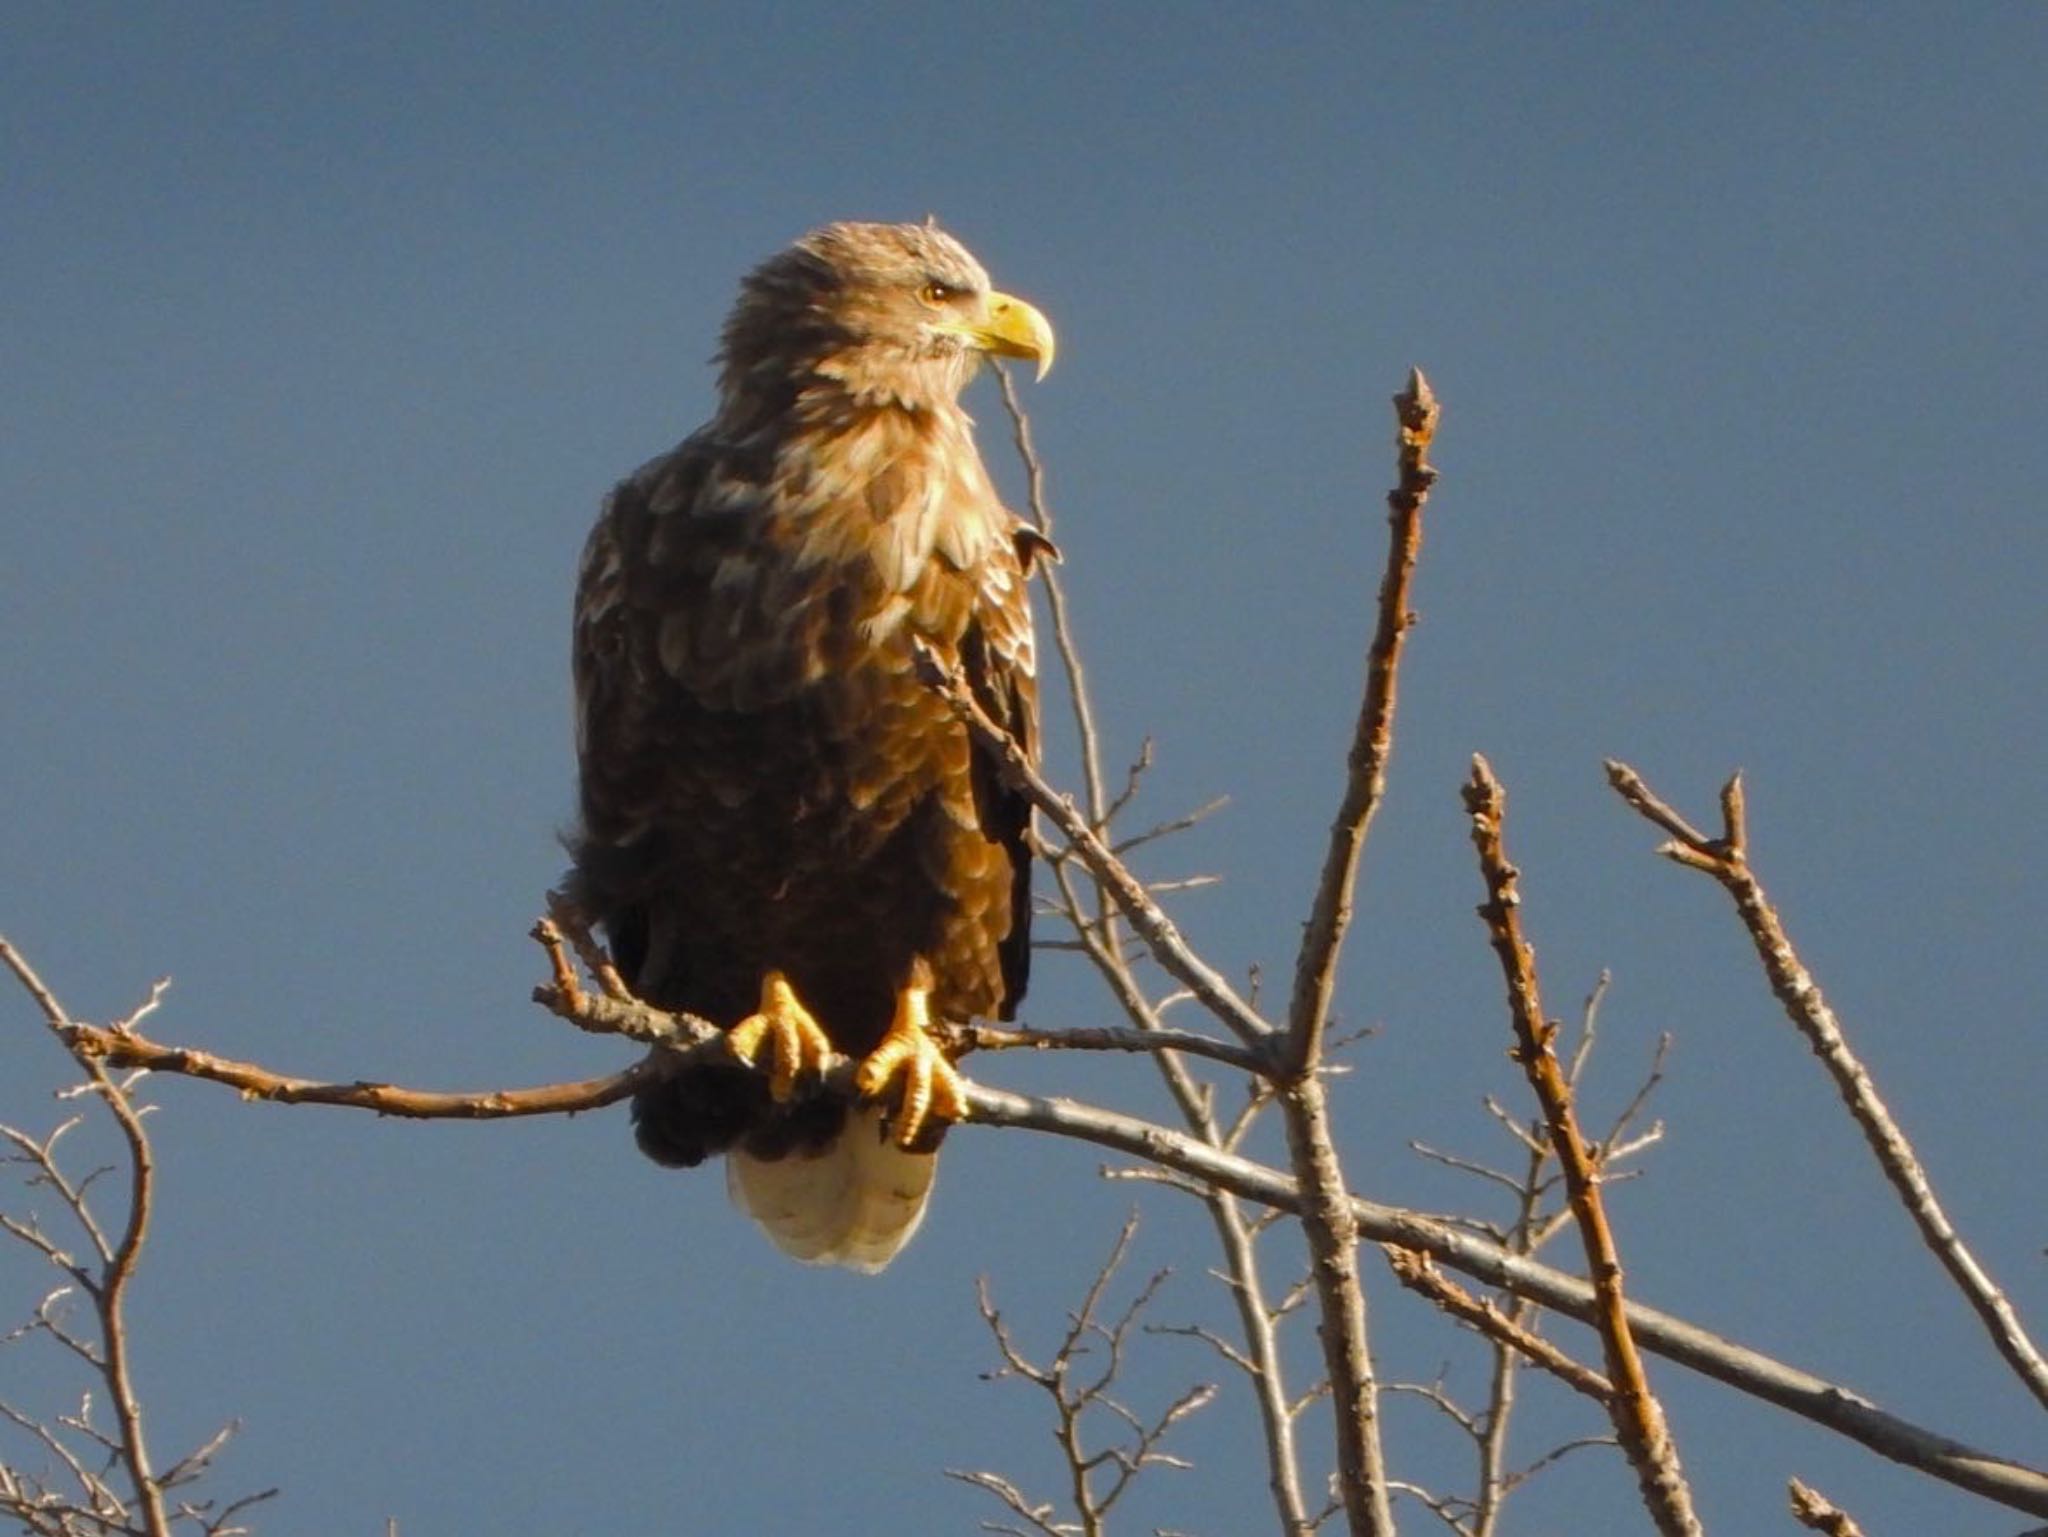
left=1, top=943, right=273, bottom=1537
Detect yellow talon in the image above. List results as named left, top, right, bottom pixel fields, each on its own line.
left=726, top=971, right=834, bottom=1103
left=854, top=964, right=969, bottom=1149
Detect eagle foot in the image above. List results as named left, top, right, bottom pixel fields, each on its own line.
left=726, top=972, right=834, bottom=1104
left=854, top=966, right=968, bottom=1150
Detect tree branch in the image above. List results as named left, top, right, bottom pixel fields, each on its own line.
left=1385, top=1248, right=1611, bottom=1402
left=962, top=1080, right=2048, bottom=1519
left=1261, top=373, right=1442, bottom=1537
left=1606, top=760, right=2048, bottom=1413
left=913, top=640, right=1274, bottom=1051
left=1464, top=757, right=1702, bottom=1536
left=1, top=942, right=173, bottom=1537
left=12, top=941, right=2048, bottom=1519
left=996, top=370, right=1326, bottom=1537
left=954, top=1215, right=1212, bottom=1537
left=1283, top=368, right=1440, bottom=1075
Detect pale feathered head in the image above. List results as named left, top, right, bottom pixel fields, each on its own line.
left=717, top=221, right=1054, bottom=416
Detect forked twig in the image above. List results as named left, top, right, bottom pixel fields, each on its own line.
left=2, top=942, right=278, bottom=1537
left=950, top=1215, right=1214, bottom=1537
left=1607, top=760, right=2048, bottom=1413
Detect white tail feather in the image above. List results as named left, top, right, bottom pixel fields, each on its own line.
left=725, top=1106, right=936, bottom=1273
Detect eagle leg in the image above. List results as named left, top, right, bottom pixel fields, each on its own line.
left=725, top=971, right=835, bottom=1104
left=854, top=958, right=968, bottom=1150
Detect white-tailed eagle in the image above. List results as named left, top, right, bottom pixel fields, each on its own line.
left=569, top=221, right=1054, bottom=1270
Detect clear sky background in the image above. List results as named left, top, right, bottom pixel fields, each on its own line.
left=5, top=5, right=2045, bottom=1533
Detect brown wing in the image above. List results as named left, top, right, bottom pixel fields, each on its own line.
left=958, top=532, right=1040, bottom=1019
left=570, top=430, right=802, bottom=993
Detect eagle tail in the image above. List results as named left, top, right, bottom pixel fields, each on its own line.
left=725, top=1107, right=936, bottom=1273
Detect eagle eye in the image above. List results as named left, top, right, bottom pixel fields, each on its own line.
left=919, top=279, right=958, bottom=305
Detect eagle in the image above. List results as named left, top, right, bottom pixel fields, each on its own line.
left=568, top=221, right=1055, bottom=1271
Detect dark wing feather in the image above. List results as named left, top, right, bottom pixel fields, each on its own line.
left=961, top=536, right=1039, bottom=1018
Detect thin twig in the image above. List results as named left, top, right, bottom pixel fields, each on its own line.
left=914, top=641, right=1274, bottom=1051
left=1787, top=1478, right=1867, bottom=1536
left=0, top=943, right=174, bottom=1537
left=1282, top=368, right=1441, bottom=1076
left=954, top=1215, right=1213, bottom=1537
left=1385, top=1248, right=1612, bottom=1400
left=1607, top=759, right=2048, bottom=1413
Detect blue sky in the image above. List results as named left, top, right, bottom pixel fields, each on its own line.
left=4, top=5, right=2045, bottom=1532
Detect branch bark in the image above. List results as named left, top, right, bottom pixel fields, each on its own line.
left=1266, top=373, right=1440, bottom=1537
left=1464, top=757, right=1703, bottom=1535
left=1282, top=368, right=1439, bottom=1075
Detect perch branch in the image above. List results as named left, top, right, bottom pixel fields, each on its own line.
left=10, top=940, right=2048, bottom=1519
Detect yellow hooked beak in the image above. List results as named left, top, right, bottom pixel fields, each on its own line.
left=949, top=291, right=1056, bottom=380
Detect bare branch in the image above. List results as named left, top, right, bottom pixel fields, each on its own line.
left=1564, top=970, right=1612, bottom=1088
left=1464, top=757, right=1702, bottom=1535
left=13, top=935, right=2045, bottom=1516
left=1607, top=759, right=2048, bottom=1413
left=1407, top=1141, right=1532, bottom=1200
left=1283, top=368, right=1441, bottom=1075
left=943, top=1020, right=1268, bottom=1077
left=1110, top=796, right=1232, bottom=857
left=944, top=1468, right=1070, bottom=1537
left=1256, top=375, right=1443, bottom=1537
left=916, top=639, right=1273, bottom=1050
left=1386, top=1249, right=1612, bottom=1401
left=963, top=1217, right=1213, bottom=1537
left=0, top=944, right=173, bottom=1537
left=56, top=1022, right=668, bottom=1122
left=1278, top=1067, right=1391, bottom=1537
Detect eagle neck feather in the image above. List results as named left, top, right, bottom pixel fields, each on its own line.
left=724, top=381, right=1005, bottom=595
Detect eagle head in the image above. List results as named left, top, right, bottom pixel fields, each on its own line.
left=717, top=221, right=1054, bottom=416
